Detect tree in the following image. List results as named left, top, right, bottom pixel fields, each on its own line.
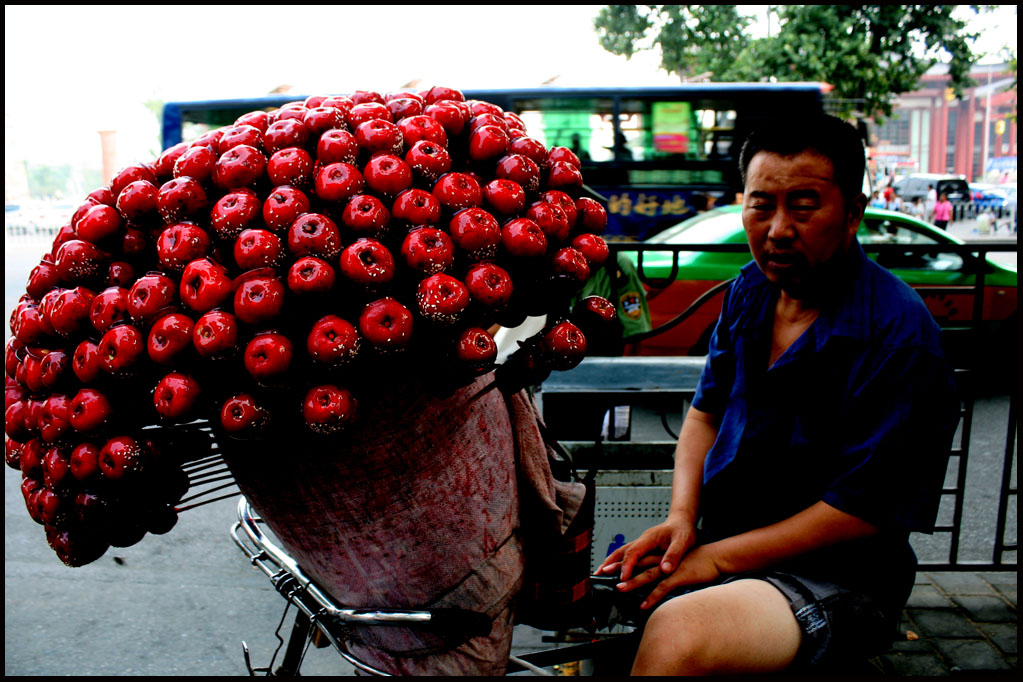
left=594, top=5, right=754, bottom=82
left=25, top=163, right=73, bottom=200
left=593, top=5, right=988, bottom=120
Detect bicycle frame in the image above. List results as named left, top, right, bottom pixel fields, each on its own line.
left=232, top=497, right=493, bottom=676
left=230, top=497, right=641, bottom=676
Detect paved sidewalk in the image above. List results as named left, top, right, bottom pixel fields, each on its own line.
left=878, top=571, right=1017, bottom=675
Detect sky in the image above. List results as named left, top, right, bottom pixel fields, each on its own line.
left=6, top=5, right=671, bottom=170
left=4, top=4, right=1018, bottom=183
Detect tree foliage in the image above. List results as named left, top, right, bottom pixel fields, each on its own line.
left=25, top=164, right=73, bottom=200
left=595, top=5, right=753, bottom=82
left=593, top=5, right=988, bottom=120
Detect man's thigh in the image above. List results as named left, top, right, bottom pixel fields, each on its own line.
left=632, top=578, right=801, bottom=676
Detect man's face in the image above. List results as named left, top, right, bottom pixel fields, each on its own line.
left=741, top=150, right=865, bottom=297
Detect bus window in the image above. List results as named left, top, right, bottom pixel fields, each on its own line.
left=183, top=120, right=216, bottom=144
left=618, top=99, right=737, bottom=166
left=513, top=98, right=615, bottom=163
left=181, top=104, right=271, bottom=144
left=696, top=108, right=737, bottom=159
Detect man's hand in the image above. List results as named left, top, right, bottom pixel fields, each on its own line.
left=622, top=502, right=882, bottom=611
left=593, top=405, right=716, bottom=608
left=596, top=515, right=696, bottom=583
left=618, top=544, right=725, bottom=610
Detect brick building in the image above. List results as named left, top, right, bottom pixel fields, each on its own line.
left=869, top=62, right=1017, bottom=183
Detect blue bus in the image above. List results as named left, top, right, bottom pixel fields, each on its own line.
left=161, top=83, right=829, bottom=240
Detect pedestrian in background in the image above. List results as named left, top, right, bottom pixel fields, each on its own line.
left=933, top=193, right=952, bottom=230
left=975, top=207, right=993, bottom=235
left=886, top=189, right=903, bottom=213
left=908, top=197, right=925, bottom=219
left=925, top=184, right=938, bottom=221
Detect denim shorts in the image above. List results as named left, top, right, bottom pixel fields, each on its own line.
left=618, top=571, right=901, bottom=670
left=738, top=571, right=899, bottom=670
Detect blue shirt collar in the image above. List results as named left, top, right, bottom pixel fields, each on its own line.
left=737, top=240, right=874, bottom=350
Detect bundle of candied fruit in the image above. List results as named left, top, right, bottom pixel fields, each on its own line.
left=5, top=85, right=617, bottom=567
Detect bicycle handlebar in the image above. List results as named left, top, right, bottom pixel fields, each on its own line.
left=231, top=496, right=643, bottom=675
left=231, top=498, right=492, bottom=639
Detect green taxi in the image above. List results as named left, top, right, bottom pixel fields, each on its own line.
left=624, top=206, right=1018, bottom=359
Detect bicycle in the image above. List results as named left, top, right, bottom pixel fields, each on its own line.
left=230, top=496, right=642, bottom=676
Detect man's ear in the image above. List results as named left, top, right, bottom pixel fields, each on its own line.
left=846, top=193, right=867, bottom=237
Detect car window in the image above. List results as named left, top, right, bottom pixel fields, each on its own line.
left=860, top=217, right=964, bottom=272
left=937, top=180, right=970, bottom=202
left=653, top=210, right=747, bottom=244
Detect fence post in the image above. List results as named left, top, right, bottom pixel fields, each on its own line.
left=993, top=391, right=1018, bottom=565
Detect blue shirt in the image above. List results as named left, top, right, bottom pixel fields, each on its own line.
left=691, top=242, right=959, bottom=593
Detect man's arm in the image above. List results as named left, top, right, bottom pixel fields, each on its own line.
left=619, top=500, right=881, bottom=610
left=711, top=500, right=880, bottom=574
left=597, top=406, right=719, bottom=580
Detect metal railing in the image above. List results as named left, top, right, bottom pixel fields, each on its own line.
left=589, top=240, right=1017, bottom=571
left=5, top=223, right=63, bottom=241
left=953, top=202, right=1017, bottom=224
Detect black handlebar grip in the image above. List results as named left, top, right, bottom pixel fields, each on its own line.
left=427, top=608, right=493, bottom=640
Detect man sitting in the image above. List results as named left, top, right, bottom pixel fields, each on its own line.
left=598, top=114, right=960, bottom=675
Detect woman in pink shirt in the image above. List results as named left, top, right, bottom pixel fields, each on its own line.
left=932, top=193, right=952, bottom=230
